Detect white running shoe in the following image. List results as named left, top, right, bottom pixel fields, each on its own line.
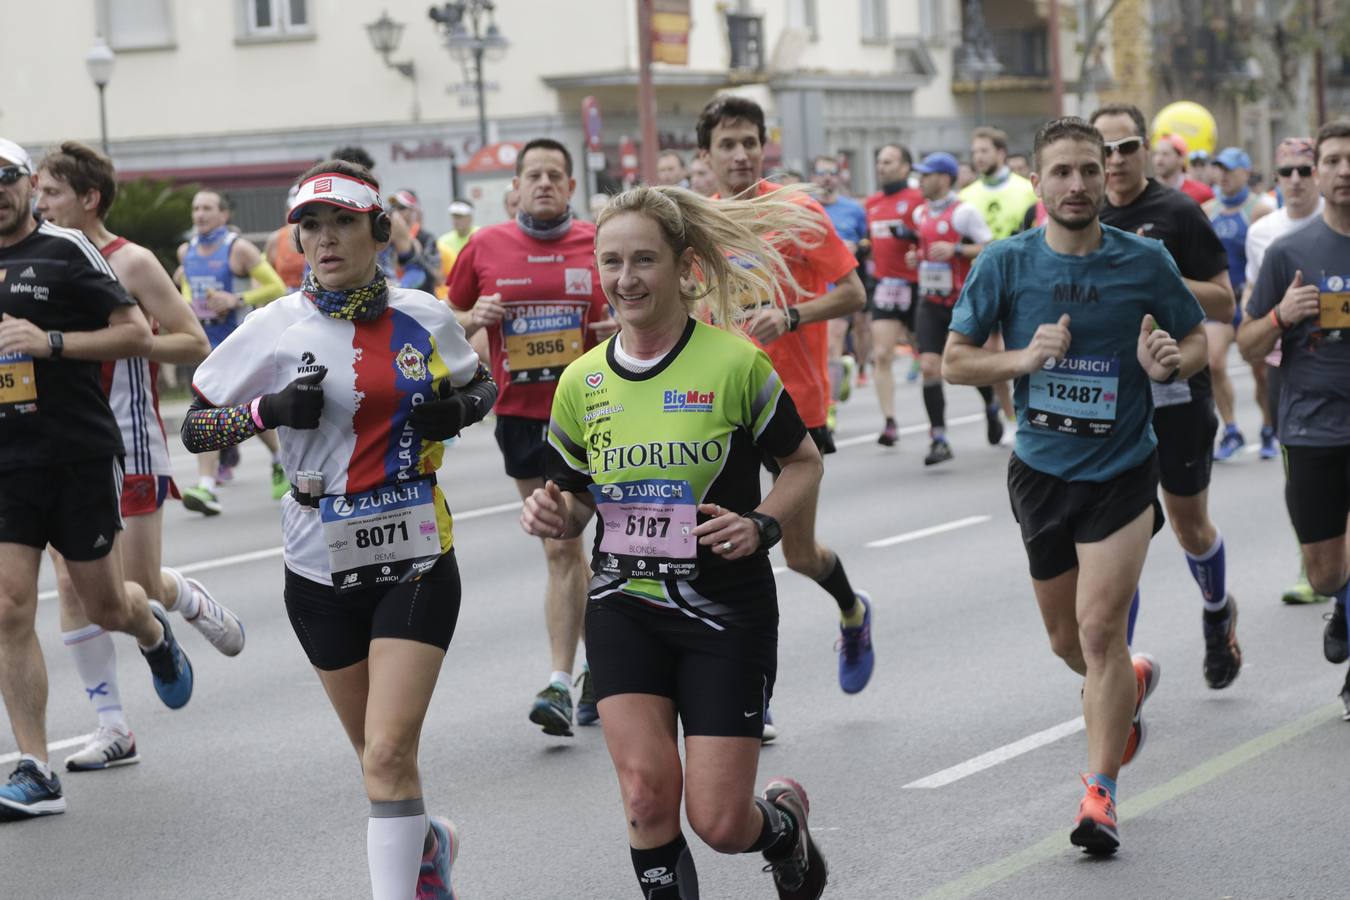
left=65, top=727, right=140, bottom=772
left=182, top=578, right=245, bottom=656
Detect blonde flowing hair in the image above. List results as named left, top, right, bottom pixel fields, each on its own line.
left=594, top=184, right=827, bottom=330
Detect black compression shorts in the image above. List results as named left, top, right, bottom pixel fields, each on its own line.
left=915, top=298, right=954, bottom=355
left=1153, top=397, right=1219, bottom=497
left=1284, top=444, right=1350, bottom=545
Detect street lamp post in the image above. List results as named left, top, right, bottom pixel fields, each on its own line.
left=956, top=0, right=1002, bottom=125
left=84, top=37, right=115, bottom=155
left=366, top=10, right=421, bottom=122
left=429, top=1, right=508, bottom=150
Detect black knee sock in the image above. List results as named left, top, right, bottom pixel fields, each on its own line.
left=816, top=553, right=857, bottom=614
left=922, top=380, right=946, bottom=431
left=976, top=384, right=995, bottom=408
left=746, top=797, right=798, bottom=860
left=632, top=834, right=699, bottom=899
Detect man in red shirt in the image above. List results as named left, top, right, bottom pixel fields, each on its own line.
left=1152, top=133, right=1214, bottom=205
left=448, top=138, right=613, bottom=738
left=696, top=96, right=875, bottom=714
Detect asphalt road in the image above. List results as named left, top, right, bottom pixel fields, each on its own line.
left=2, top=354, right=1346, bottom=900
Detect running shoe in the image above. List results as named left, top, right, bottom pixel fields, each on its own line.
left=923, top=438, right=953, bottom=466
left=761, top=777, right=827, bottom=899
left=575, top=665, right=599, bottom=726
left=1213, top=425, right=1245, bottom=461
left=1121, top=652, right=1160, bottom=767
left=0, top=760, right=65, bottom=820
left=1341, top=669, right=1350, bottom=723
left=985, top=404, right=1005, bottom=445
left=529, top=682, right=573, bottom=737
left=905, top=357, right=920, bottom=382
left=1324, top=603, right=1349, bottom=664
left=141, top=601, right=194, bottom=710
left=64, top=727, right=139, bottom=772
left=838, top=356, right=855, bottom=403
left=1203, top=595, right=1242, bottom=689
left=270, top=462, right=288, bottom=501
left=837, top=592, right=875, bottom=694
left=856, top=366, right=869, bottom=388
left=182, top=578, right=245, bottom=656
left=1070, top=774, right=1119, bottom=855
left=215, top=465, right=234, bottom=484
left=416, top=816, right=459, bottom=900
left=826, top=403, right=837, bottom=433
left=761, top=706, right=778, bottom=744
left=1282, top=577, right=1330, bottom=605
left=1000, top=417, right=1017, bottom=447
left=181, top=485, right=221, bottom=516
left=1259, top=425, right=1278, bottom=460
left=877, top=419, right=898, bottom=447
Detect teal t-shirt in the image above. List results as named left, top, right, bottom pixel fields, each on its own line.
left=951, top=225, right=1204, bottom=482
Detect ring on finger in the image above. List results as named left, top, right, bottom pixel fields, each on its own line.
left=721, top=540, right=734, bottom=551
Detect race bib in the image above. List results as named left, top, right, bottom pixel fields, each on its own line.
left=1150, top=379, right=1193, bottom=408
left=187, top=275, right=223, bottom=322
left=1027, top=355, right=1119, bottom=437
left=1317, top=274, right=1350, bottom=330
left=918, top=261, right=953, bottom=296
left=0, top=353, right=37, bottom=419
left=870, top=219, right=900, bottom=240
left=503, top=305, right=584, bottom=383
left=322, top=478, right=441, bottom=594
left=874, top=277, right=913, bottom=312
left=589, top=478, right=699, bottom=580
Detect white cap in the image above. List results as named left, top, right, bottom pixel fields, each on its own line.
left=448, top=200, right=474, bottom=216
left=0, top=138, right=33, bottom=173
left=287, top=172, right=383, bottom=223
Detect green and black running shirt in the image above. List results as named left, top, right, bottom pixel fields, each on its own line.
left=546, top=318, right=808, bottom=627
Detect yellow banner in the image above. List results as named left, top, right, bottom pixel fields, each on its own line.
left=652, top=0, right=691, bottom=65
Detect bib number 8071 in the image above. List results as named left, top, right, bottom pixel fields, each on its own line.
left=626, top=515, right=671, bottom=538
left=354, top=521, right=410, bottom=548
left=1050, top=383, right=1102, bottom=403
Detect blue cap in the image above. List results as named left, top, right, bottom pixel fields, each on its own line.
left=1213, top=147, right=1252, bottom=171
left=914, top=151, right=960, bottom=179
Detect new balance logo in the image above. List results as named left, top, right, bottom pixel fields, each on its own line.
left=92, top=534, right=109, bottom=549
left=342, top=572, right=360, bottom=586
left=19, top=267, right=35, bottom=279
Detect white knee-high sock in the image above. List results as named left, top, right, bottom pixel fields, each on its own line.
left=162, top=567, right=199, bottom=619
left=62, top=625, right=128, bottom=733
left=368, top=799, right=427, bottom=900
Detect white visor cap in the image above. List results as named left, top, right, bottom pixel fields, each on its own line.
left=287, top=173, right=383, bottom=223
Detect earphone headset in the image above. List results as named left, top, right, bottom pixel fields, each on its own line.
left=291, top=209, right=392, bottom=252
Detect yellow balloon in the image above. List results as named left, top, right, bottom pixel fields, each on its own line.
left=1151, top=101, right=1217, bottom=156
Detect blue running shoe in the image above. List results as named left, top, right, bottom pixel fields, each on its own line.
left=837, top=593, right=876, bottom=694
left=1214, top=425, right=1245, bottom=461
left=761, top=706, right=778, bottom=744
left=0, top=760, right=65, bottom=819
left=416, top=816, right=459, bottom=899
left=575, top=665, right=599, bottom=726
left=141, top=601, right=194, bottom=709
left=1259, top=425, right=1278, bottom=460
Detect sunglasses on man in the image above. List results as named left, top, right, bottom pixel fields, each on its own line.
left=1103, top=137, right=1144, bottom=158
left=0, top=165, right=29, bottom=186
left=1277, top=165, right=1314, bottom=178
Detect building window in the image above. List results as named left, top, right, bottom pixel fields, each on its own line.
left=240, top=0, right=312, bottom=39
left=789, top=0, right=819, bottom=41
left=860, top=0, right=888, bottom=43
left=98, top=0, right=175, bottom=51
left=727, top=12, right=764, bottom=71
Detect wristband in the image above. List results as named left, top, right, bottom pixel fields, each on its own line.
left=1270, top=307, right=1287, bottom=331
left=250, top=396, right=267, bottom=430
left=786, top=306, right=801, bottom=332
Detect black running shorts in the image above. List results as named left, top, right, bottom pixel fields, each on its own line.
left=283, top=549, right=462, bottom=671
left=1153, top=398, right=1218, bottom=497
left=494, top=415, right=550, bottom=481
left=915, top=298, right=954, bottom=355
left=1283, top=444, right=1350, bottom=545
left=1007, top=453, right=1165, bottom=581
left=584, top=592, right=778, bottom=738
left=0, top=458, right=123, bottom=561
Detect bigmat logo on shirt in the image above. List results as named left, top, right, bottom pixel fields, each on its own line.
left=662, top=389, right=715, bottom=412
left=597, top=440, right=723, bottom=474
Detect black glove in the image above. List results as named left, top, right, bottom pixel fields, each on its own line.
left=257, top=368, right=326, bottom=429
left=889, top=223, right=917, bottom=242
left=410, top=392, right=473, bottom=441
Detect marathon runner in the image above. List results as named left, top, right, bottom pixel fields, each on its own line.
left=34, top=141, right=246, bottom=771
left=183, top=160, right=496, bottom=898
left=811, top=154, right=868, bottom=428
left=1152, top=133, right=1215, bottom=204
left=0, top=137, right=194, bottom=821
left=522, top=183, right=829, bottom=899
left=696, top=96, right=875, bottom=711
left=1239, top=120, right=1350, bottom=720
left=1203, top=147, right=1274, bottom=461
left=1091, top=104, right=1243, bottom=691
left=447, top=138, right=614, bottom=737
left=945, top=116, right=1205, bottom=853
left=176, top=189, right=287, bottom=513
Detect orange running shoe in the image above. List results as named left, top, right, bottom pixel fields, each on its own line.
left=1070, top=774, right=1119, bottom=855
left=1120, top=652, right=1160, bottom=767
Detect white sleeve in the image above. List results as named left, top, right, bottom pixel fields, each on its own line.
left=191, top=305, right=285, bottom=407
left=1244, top=218, right=1269, bottom=288
left=956, top=204, right=994, bottom=243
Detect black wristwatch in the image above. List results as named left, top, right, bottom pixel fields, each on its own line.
left=742, top=511, right=782, bottom=551
left=47, top=331, right=64, bottom=360
left=785, top=306, right=801, bottom=332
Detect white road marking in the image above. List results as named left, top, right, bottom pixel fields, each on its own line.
left=903, top=716, right=1086, bottom=789
left=0, top=733, right=94, bottom=767
left=834, top=413, right=984, bottom=449
left=866, top=515, right=991, bottom=549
